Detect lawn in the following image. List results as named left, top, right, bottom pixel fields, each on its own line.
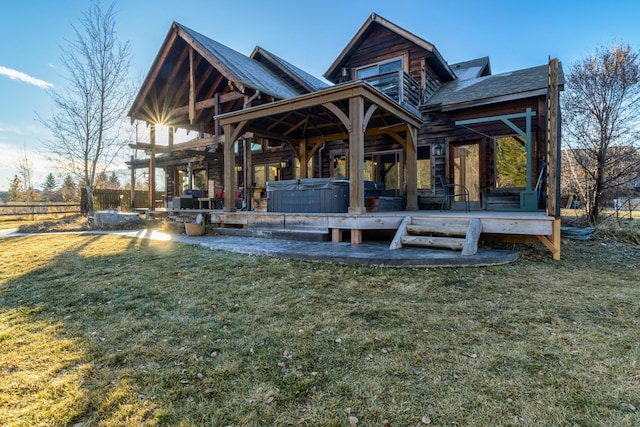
left=1, top=228, right=639, bottom=426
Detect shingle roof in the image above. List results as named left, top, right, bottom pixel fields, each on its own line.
left=177, top=23, right=300, bottom=100
left=252, top=46, right=329, bottom=92
left=425, top=63, right=564, bottom=109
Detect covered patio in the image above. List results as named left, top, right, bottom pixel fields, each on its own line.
left=217, top=80, right=423, bottom=244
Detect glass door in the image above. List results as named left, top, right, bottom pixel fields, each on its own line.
left=451, top=143, right=480, bottom=203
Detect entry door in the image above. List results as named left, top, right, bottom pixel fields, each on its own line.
left=450, top=143, right=480, bottom=203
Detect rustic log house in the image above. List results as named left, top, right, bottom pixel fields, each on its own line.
left=128, top=13, right=563, bottom=258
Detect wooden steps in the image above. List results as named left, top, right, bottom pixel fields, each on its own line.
left=390, top=216, right=482, bottom=255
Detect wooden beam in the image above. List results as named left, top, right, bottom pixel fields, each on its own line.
left=363, top=104, right=377, bottom=130
left=322, top=102, right=351, bottom=131
left=283, top=115, right=309, bottom=137
left=129, top=29, right=178, bottom=122
left=389, top=216, right=411, bottom=250
left=386, top=130, right=407, bottom=150
left=128, top=143, right=173, bottom=153
left=189, top=46, right=196, bottom=124
left=172, top=92, right=244, bottom=117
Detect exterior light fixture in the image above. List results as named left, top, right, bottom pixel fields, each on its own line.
left=434, top=142, right=444, bottom=156
left=280, top=159, right=290, bottom=168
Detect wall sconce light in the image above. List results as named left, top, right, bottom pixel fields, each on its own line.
left=280, top=159, right=290, bottom=168
left=434, top=142, right=444, bottom=157
left=341, top=67, right=349, bottom=80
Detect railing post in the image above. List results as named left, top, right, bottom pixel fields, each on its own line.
left=398, top=70, right=404, bottom=104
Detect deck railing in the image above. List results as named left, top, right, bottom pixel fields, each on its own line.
left=363, top=70, right=421, bottom=113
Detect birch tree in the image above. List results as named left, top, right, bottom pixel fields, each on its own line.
left=42, top=2, right=132, bottom=213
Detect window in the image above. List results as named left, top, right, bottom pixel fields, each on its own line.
left=363, top=150, right=402, bottom=196
left=495, top=136, right=527, bottom=188
left=356, top=57, right=403, bottom=79
left=295, top=158, right=313, bottom=179
left=253, top=165, right=265, bottom=188
left=417, top=146, right=431, bottom=189
left=253, top=163, right=283, bottom=188
left=331, top=151, right=348, bottom=178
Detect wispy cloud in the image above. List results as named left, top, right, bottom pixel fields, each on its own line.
left=0, top=65, right=53, bottom=89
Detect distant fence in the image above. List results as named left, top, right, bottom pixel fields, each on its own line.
left=0, top=202, right=81, bottom=221
left=82, top=189, right=165, bottom=213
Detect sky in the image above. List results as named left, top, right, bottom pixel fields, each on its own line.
left=1, top=0, right=640, bottom=190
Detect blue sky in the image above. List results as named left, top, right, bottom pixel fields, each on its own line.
left=1, top=0, right=639, bottom=189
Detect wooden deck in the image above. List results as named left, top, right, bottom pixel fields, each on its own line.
left=197, top=210, right=561, bottom=260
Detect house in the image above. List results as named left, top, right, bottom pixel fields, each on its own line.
left=128, top=13, right=562, bottom=258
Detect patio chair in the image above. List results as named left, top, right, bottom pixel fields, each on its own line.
left=438, top=175, right=470, bottom=212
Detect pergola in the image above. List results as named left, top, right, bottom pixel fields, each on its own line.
left=217, top=81, right=423, bottom=231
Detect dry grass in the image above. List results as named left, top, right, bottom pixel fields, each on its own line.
left=1, top=229, right=639, bottom=426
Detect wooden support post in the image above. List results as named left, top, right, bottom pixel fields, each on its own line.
left=299, top=139, right=308, bottom=179
left=552, top=217, right=561, bottom=260
left=148, top=123, right=156, bottom=211
left=332, top=228, right=342, bottom=243
left=214, top=93, right=221, bottom=136
left=351, top=229, right=362, bottom=245
left=348, top=96, right=366, bottom=215
left=244, top=137, right=252, bottom=210
left=405, top=125, right=418, bottom=211
left=547, top=58, right=559, bottom=218
left=223, top=124, right=236, bottom=212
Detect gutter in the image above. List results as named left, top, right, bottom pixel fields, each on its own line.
left=244, top=90, right=261, bottom=109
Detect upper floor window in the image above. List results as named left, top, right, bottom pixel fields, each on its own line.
left=356, top=57, right=403, bottom=79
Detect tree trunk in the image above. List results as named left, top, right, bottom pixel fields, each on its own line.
left=86, top=184, right=94, bottom=214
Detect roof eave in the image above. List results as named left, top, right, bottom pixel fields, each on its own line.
left=128, top=22, right=181, bottom=122
left=251, top=46, right=316, bottom=93
left=437, top=88, right=549, bottom=112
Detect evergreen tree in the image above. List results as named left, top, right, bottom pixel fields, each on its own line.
left=61, top=175, right=78, bottom=202
left=107, top=171, right=121, bottom=189
left=42, top=173, right=57, bottom=201
left=8, top=175, right=21, bottom=202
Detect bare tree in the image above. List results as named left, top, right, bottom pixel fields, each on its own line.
left=42, top=2, right=132, bottom=213
left=562, top=42, right=640, bottom=224
left=16, top=149, right=33, bottom=194
left=16, top=149, right=38, bottom=201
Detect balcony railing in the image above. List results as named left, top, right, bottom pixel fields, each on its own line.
left=362, top=70, right=423, bottom=113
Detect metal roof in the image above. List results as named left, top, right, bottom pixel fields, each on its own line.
left=177, top=23, right=301, bottom=100
left=251, top=46, right=329, bottom=93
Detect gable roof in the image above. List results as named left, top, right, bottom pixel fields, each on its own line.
left=251, top=46, right=329, bottom=93
left=424, top=63, right=565, bottom=111
left=324, top=13, right=455, bottom=83
left=450, top=57, right=491, bottom=81
left=176, top=23, right=300, bottom=100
